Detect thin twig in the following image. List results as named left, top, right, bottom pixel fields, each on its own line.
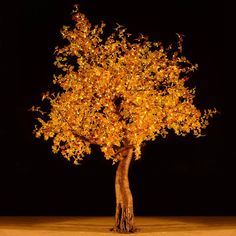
left=55, top=108, right=96, bottom=144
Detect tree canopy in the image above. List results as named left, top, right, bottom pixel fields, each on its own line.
left=32, top=5, right=217, bottom=165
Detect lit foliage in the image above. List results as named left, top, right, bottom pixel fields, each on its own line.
left=32, top=5, right=217, bottom=165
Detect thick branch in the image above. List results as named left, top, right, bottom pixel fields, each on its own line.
left=114, top=145, right=133, bottom=159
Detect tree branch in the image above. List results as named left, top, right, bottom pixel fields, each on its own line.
left=55, top=108, right=97, bottom=144
left=114, top=145, right=134, bottom=159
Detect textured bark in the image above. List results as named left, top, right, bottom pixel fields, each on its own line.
left=112, top=147, right=136, bottom=233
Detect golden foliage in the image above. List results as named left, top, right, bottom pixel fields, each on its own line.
left=32, top=5, right=217, bottom=164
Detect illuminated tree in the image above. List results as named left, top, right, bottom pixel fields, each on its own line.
left=31, top=5, right=217, bottom=233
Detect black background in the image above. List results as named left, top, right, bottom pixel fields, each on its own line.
left=1, top=0, right=230, bottom=216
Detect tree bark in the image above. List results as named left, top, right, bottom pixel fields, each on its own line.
left=112, top=147, right=136, bottom=233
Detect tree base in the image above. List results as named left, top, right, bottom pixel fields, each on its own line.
left=110, top=226, right=138, bottom=234
left=111, top=206, right=137, bottom=233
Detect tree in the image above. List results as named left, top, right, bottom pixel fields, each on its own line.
left=31, top=5, right=217, bottom=233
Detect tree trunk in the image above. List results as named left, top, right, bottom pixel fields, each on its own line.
left=112, top=147, right=136, bottom=233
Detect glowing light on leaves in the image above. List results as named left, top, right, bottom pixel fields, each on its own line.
left=32, top=5, right=217, bottom=164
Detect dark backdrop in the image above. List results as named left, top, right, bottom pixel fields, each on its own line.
left=1, top=0, right=230, bottom=216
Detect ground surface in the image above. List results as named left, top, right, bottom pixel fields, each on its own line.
left=0, top=216, right=236, bottom=235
